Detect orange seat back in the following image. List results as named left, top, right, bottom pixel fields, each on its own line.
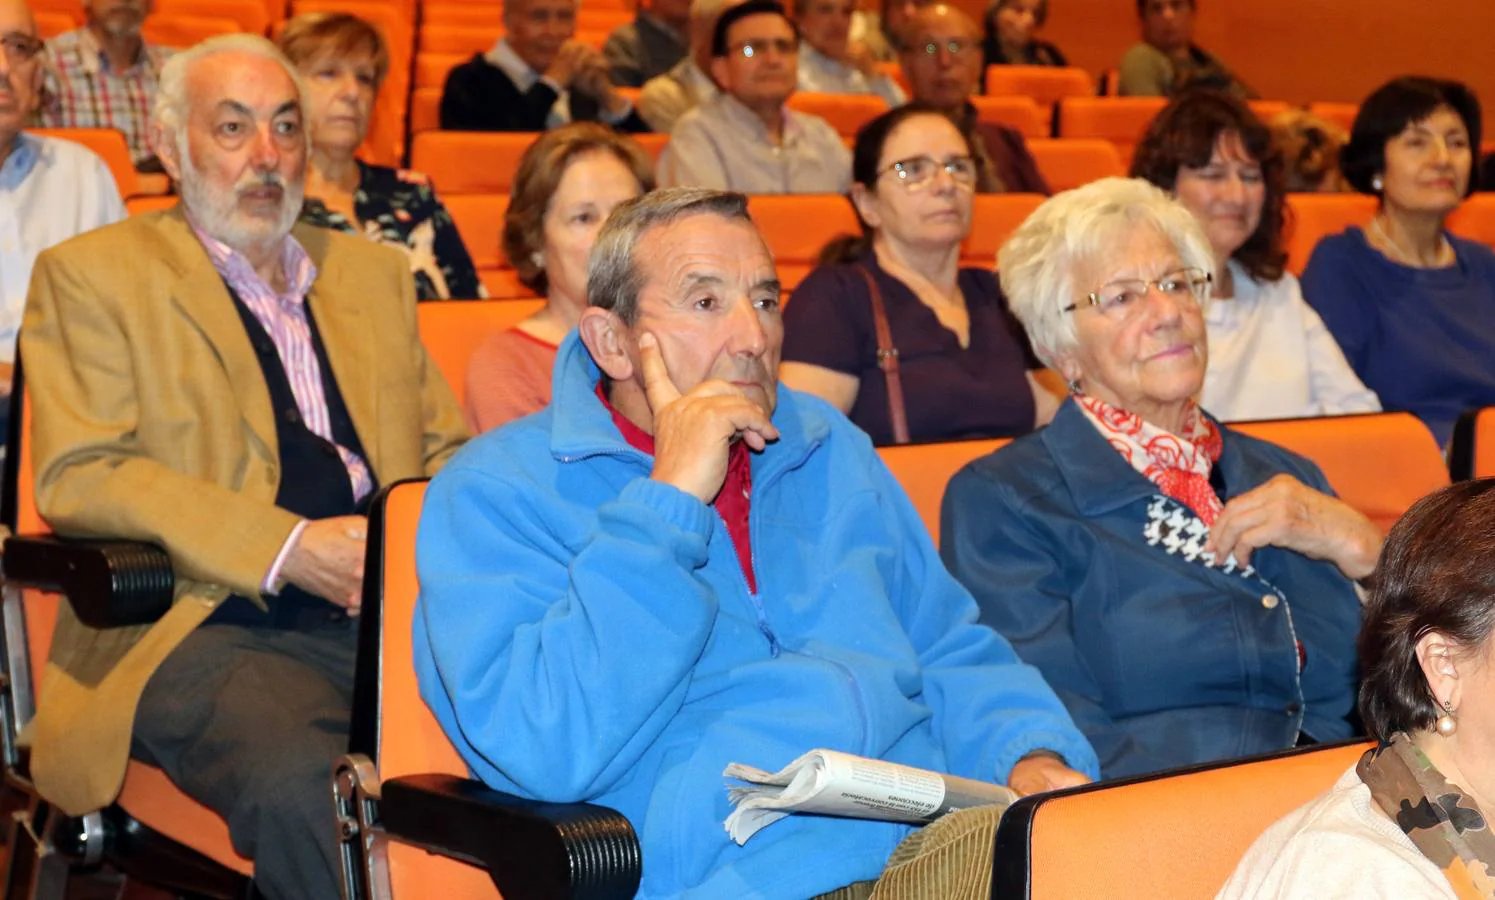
left=984, top=65, right=1092, bottom=107
left=785, top=92, right=889, bottom=139
left=1233, top=412, right=1448, bottom=533
left=126, top=195, right=179, bottom=215
left=969, top=94, right=1048, bottom=139
left=1245, top=100, right=1291, bottom=125
left=373, top=480, right=502, bottom=897
left=876, top=438, right=1011, bottom=544
left=33, top=8, right=78, bottom=36
left=410, top=86, right=442, bottom=134
left=746, top=194, right=860, bottom=291
left=1306, top=101, right=1358, bottom=135
left=1284, top=192, right=1377, bottom=274
left=1057, top=97, right=1168, bottom=165
left=31, top=127, right=138, bottom=198
left=415, top=51, right=467, bottom=88
left=962, top=193, right=1045, bottom=266
left=1448, top=193, right=1495, bottom=249
left=411, top=131, right=537, bottom=194
left=1449, top=406, right=1495, bottom=481
left=1004, top=741, right=1370, bottom=900
left=416, top=300, right=546, bottom=406
left=141, top=13, right=239, bottom=47
left=632, top=132, right=669, bottom=161
left=420, top=3, right=500, bottom=25
left=154, top=0, right=269, bottom=33
left=440, top=193, right=509, bottom=272
left=1026, top=138, right=1124, bottom=193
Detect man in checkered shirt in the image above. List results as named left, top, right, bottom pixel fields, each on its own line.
left=40, top=0, right=173, bottom=169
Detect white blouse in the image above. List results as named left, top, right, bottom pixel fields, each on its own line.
left=1200, top=260, right=1381, bottom=422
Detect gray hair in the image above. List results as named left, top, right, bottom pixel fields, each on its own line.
left=151, top=34, right=310, bottom=161
left=588, top=188, right=753, bottom=324
left=996, top=176, right=1215, bottom=365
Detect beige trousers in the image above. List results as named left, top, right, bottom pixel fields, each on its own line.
left=812, top=804, right=1006, bottom=900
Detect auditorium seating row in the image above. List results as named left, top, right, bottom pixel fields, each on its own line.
left=5, top=296, right=1489, bottom=897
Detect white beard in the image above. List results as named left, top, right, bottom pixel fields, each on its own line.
left=178, top=149, right=304, bottom=256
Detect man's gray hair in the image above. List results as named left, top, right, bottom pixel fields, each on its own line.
left=151, top=34, right=310, bottom=160
left=997, top=176, right=1215, bottom=365
left=588, top=188, right=753, bottom=324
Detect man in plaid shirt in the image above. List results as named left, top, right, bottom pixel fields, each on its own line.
left=41, top=0, right=172, bottom=168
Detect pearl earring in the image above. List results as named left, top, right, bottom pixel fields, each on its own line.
left=1371, top=174, right=1384, bottom=192
left=531, top=251, right=545, bottom=269
left=1436, top=700, right=1458, bottom=737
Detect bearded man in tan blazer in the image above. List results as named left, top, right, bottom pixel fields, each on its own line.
left=19, top=33, right=468, bottom=900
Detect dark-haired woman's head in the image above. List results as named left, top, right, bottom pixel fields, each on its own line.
left=1130, top=90, right=1287, bottom=283
left=1342, top=76, right=1482, bottom=215
left=985, top=0, right=1047, bottom=51
left=820, top=104, right=977, bottom=264
left=1359, top=479, right=1495, bottom=744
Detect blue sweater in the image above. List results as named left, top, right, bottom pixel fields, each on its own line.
left=941, top=401, right=1363, bottom=780
left=1300, top=227, right=1495, bottom=445
left=414, top=333, right=1096, bottom=899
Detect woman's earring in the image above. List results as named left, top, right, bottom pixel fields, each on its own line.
left=1371, top=174, right=1385, bottom=192
left=1436, top=700, right=1458, bottom=737
left=531, top=251, right=545, bottom=269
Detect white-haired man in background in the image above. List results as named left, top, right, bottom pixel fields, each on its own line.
left=20, top=33, right=466, bottom=899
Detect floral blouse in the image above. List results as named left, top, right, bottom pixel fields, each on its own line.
left=300, top=161, right=486, bottom=300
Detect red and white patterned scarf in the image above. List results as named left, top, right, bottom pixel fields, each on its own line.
left=1075, top=394, right=1225, bottom=525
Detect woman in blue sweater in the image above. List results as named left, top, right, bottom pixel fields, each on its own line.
left=1300, top=76, right=1494, bottom=447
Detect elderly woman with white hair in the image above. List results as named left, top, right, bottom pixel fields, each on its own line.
left=940, top=177, right=1378, bottom=780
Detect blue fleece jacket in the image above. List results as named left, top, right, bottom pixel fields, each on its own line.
left=413, top=332, right=1097, bottom=899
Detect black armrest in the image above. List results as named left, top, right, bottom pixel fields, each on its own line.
left=380, top=773, right=641, bottom=900
left=2, top=535, right=174, bottom=628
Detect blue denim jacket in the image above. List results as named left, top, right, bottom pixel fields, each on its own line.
left=941, top=399, right=1362, bottom=779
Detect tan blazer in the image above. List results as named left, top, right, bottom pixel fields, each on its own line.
left=18, top=208, right=469, bottom=815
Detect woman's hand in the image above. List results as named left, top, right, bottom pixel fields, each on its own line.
left=1206, top=474, right=1382, bottom=580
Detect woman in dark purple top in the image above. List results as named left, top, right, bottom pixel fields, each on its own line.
left=780, top=104, right=1056, bottom=445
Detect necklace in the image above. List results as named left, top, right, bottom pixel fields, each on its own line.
left=1370, top=215, right=1453, bottom=268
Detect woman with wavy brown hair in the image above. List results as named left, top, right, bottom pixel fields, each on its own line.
left=1132, top=90, right=1379, bottom=422
left=463, top=124, right=655, bottom=432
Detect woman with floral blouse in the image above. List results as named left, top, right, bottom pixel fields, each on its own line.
left=278, top=13, right=485, bottom=300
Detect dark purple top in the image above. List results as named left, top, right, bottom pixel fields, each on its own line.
left=781, top=254, right=1040, bottom=445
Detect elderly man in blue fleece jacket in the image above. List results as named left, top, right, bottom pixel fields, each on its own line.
left=413, top=187, right=1098, bottom=899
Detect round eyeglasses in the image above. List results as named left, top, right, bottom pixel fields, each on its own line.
left=878, top=154, right=978, bottom=191
left=1062, top=268, right=1213, bottom=320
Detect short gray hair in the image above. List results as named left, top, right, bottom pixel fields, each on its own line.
left=152, top=34, right=310, bottom=161
left=588, top=188, right=753, bottom=324
left=997, top=176, right=1215, bottom=364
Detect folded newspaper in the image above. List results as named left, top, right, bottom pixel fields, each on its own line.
left=723, top=748, right=1018, bottom=845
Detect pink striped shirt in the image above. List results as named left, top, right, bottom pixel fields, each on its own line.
left=189, top=219, right=375, bottom=505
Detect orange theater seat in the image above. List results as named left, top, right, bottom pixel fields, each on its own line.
left=963, top=193, right=1045, bottom=267
left=1306, top=101, right=1358, bottom=134
left=1284, top=192, right=1377, bottom=274
left=126, top=195, right=179, bottom=215
left=419, top=23, right=499, bottom=53
left=1234, top=412, right=1449, bottom=534
left=994, top=741, right=1371, bottom=900
left=1026, top=138, right=1124, bottom=193
left=420, top=2, right=500, bottom=25
left=1245, top=100, right=1291, bottom=125
left=154, top=0, right=270, bottom=34
left=745, top=193, right=859, bottom=291
left=1057, top=96, right=1168, bottom=165
left=417, top=300, right=546, bottom=406
left=31, top=127, right=139, bottom=198
left=141, top=13, right=239, bottom=47
left=633, top=132, right=669, bottom=161
left=415, top=51, right=467, bottom=88
left=786, top=92, right=890, bottom=139
left=410, top=85, right=442, bottom=133
left=1448, top=193, right=1495, bottom=248
left=983, top=65, right=1092, bottom=108
left=410, top=131, right=539, bottom=194
left=970, top=94, right=1047, bottom=139
left=877, top=438, right=1011, bottom=544
left=33, top=8, right=78, bottom=36
left=438, top=193, right=507, bottom=270
left=1450, top=406, right=1495, bottom=481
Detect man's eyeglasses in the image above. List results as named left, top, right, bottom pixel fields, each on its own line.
left=908, top=38, right=977, bottom=57
left=0, top=33, right=43, bottom=65
left=732, top=38, right=798, bottom=59
left=879, top=154, right=978, bottom=191
left=1062, top=268, right=1212, bottom=320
